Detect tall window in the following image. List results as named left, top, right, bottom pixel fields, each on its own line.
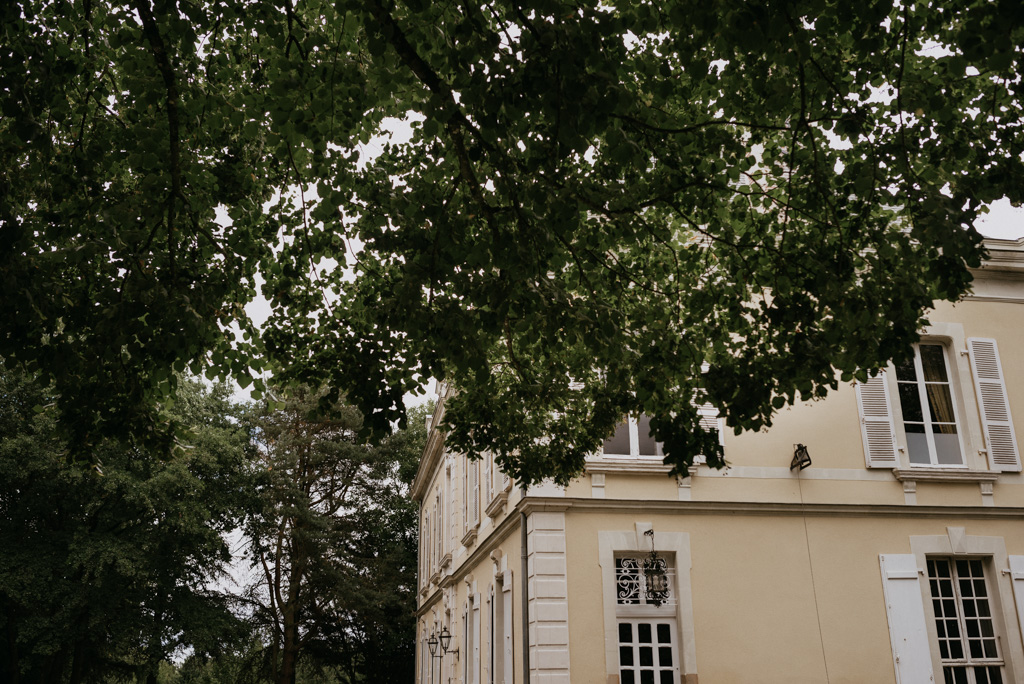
left=615, top=555, right=678, bottom=684
left=434, top=494, right=441, bottom=566
left=927, top=558, right=1004, bottom=684
left=896, top=343, right=963, bottom=466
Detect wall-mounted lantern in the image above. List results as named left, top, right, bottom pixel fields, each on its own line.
left=791, top=443, right=812, bottom=471
left=642, top=528, right=670, bottom=607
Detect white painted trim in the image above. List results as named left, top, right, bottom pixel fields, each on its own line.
left=599, top=529, right=696, bottom=681
left=526, top=511, right=571, bottom=683
left=517, top=496, right=1024, bottom=520
left=695, top=465, right=896, bottom=480
left=909, top=531, right=1024, bottom=681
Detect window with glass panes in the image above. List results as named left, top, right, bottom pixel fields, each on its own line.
left=896, top=344, right=964, bottom=466
left=617, top=620, right=677, bottom=684
left=928, top=558, right=1004, bottom=684
left=603, top=415, right=661, bottom=458
left=615, top=555, right=678, bottom=684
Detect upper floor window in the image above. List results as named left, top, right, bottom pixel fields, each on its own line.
left=603, top=415, right=661, bottom=459
left=895, top=343, right=964, bottom=466
left=855, top=334, right=1020, bottom=473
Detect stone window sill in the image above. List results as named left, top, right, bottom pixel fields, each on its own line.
left=892, top=468, right=1000, bottom=483
left=485, top=491, right=508, bottom=518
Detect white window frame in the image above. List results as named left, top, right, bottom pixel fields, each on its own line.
left=926, top=556, right=1005, bottom=682
left=599, top=527, right=697, bottom=682
left=869, top=323, right=998, bottom=473
left=601, top=415, right=664, bottom=460
left=890, top=341, right=968, bottom=468
left=615, top=617, right=680, bottom=684
left=909, top=531, right=1024, bottom=682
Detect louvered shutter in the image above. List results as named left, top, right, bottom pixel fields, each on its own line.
left=471, top=459, right=480, bottom=525
left=463, top=457, right=469, bottom=534
left=484, top=453, right=492, bottom=502
left=697, top=402, right=723, bottom=444
left=879, top=554, right=935, bottom=684
left=856, top=372, right=899, bottom=468
left=472, top=594, right=482, bottom=684
left=968, top=338, right=1020, bottom=472
left=503, top=578, right=514, bottom=684
left=425, top=513, right=431, bottom=574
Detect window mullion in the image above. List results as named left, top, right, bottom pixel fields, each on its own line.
left=914, top=348, right=940, bottom=465
left=952, top=562, right=972, bottom=668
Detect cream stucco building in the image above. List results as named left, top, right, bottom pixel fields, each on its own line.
left=412, top=237, right=1024, bottom=684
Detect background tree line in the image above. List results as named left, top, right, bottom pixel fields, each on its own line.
left=0, top=365, right=426, bottom=684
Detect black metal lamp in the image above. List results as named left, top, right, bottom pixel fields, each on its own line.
left=440, top=626, right=455, bottom=656
left=427, top=631, right=439, bottom=658
left=791, top=443, right=812, bottom=470
left=642, top=529, right=670, bottom=607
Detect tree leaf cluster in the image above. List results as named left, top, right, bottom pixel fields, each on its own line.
left=3, top=1, right=1022, bottom=483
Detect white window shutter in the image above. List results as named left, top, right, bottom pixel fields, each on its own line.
left=472, top=594, right=481, bottom=684
left=471, top=460, right=480, bottom=525
left=697, top=402, right=723, bottom=445
left=463, top=457, right=469, bottom=534
left=1009, top=556, right=1024, bottom=644
left=484, top=453, right=492, bottom=502
left=425, top=514, right=431, bottom=575
left=879, top=554, right=935, bottom=684
left=856, top=372, right=899, bottom=468
left=968, top=338, right=1020, bottom=472
left=502, top=578, right=514, bottom=684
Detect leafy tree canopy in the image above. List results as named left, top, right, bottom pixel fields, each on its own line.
left=0, top=369, right=252, bottom=684
left=2, top=0, right=1022, bottom=483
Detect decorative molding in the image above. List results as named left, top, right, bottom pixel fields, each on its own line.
left=485, top=491, right=508, bottom=519
left=461, top=525, right=478, bottom=548
left=517, top=496, right=1024, bottom=520
left=963, top=295, right=1024, bottom=304
left=677, top=468, right=697, bottom=501
left=586, top=458, right=673, bottom=475
left=981, top=482, right=995, bottom=507
left=892, top=468, right=1000, bottom=483
left=440, top=552, right=452, bottom=570
left=698, top=464, right=895, bottom=481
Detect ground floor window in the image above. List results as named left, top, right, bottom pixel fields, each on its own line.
left=617, top=619, right=677, bottom=684
left=927, top=558, right=1004, bottom=684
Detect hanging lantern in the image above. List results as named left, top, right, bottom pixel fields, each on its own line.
left=642, top=529, right=670, bottom=607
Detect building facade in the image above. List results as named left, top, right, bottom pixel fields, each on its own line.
left=412, top=237, right=1024, bottom=684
